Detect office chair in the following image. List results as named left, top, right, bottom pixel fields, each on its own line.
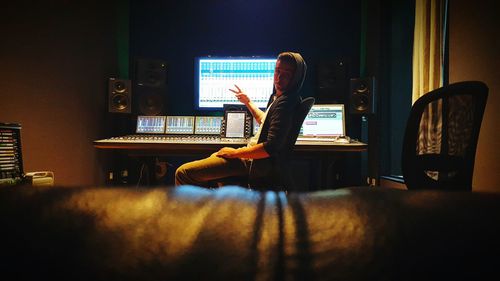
left=217, top=97, right=315, bottom=191
left=247, top=97, right=315, bottom=191
left=401, top=81, right=488, bottom=191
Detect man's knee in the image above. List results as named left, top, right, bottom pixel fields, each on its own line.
left=175, top=164, right=189, bottom=185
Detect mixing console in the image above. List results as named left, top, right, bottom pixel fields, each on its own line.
left=99, top=135, right=249, bottom=145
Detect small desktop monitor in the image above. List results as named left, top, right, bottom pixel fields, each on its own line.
left=165, top=116, right=195, bottom=134
left=194, top=116, right=223, bottom=135
left=136, top=116, right=166, bottom=134
left=195, top=56, right=276, bottom=110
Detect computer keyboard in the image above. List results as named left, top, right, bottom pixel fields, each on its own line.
left=296, top=137, right=336, bottom=142
left=296, top=136, right=351, bottom=143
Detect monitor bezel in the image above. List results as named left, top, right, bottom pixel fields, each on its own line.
left=223, top=110, right=247, bottom=138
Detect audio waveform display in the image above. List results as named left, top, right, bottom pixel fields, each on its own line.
left=165, top=116, right=195, bottom=134
left=196, top=57, right=276, bottom=109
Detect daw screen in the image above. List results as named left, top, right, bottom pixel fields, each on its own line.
left=195, top=57, right=276, bottom=110
left=165, top=116, right=195, bottom=134
left=194, top=116, right=222, bottom=135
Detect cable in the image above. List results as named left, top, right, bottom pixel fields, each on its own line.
left=136, top=163, right=146, bottom=188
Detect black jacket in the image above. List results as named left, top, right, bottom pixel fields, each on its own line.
left=257, top=52, right=307, bottom=157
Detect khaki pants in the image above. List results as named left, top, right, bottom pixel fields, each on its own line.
left=175, top=152, right=251, bottom=187
left=175, top=153, right=273, bottom=188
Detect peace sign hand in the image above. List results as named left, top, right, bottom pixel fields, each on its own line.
left=229, top=85, right=251, bottom=105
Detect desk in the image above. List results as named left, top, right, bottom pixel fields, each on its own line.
left=94, top=136, right=367, bottom=188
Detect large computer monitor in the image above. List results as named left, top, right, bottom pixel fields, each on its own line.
left=195, top=56, right=276, bottom=110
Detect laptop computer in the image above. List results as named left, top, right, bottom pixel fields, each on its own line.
left=296, top=104, right=347, bottom=142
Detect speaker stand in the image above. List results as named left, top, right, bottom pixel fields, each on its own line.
left=362, top=114, right=379, bottom=186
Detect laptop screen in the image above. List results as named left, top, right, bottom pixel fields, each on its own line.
left=300, top=104, right=345, bottom=137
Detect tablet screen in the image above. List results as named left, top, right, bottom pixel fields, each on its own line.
left=224, top=111, right=246, bottom=138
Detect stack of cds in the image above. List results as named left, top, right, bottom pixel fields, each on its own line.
left=0, top=123, right=24, bottom=186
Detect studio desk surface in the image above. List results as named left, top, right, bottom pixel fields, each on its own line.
left=93, top=135, right=367, bottom=156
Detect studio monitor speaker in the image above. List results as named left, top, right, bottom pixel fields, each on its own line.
left=349, top=77, right=376, bottom=114
left=316, top=60, right=348, bottom=104
left=108, top=78, right=131, bottom=113
left=134, top=58, right=167, bottom=116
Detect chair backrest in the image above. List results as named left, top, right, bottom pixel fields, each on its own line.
left=282, top=97, right=316, bottom=159
left=249, top=97, right=315, bottom=191
left=401, top=81, right=488, bottom=191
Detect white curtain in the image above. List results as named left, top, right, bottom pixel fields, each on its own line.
left=412, top=0, right=446, bottom=102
